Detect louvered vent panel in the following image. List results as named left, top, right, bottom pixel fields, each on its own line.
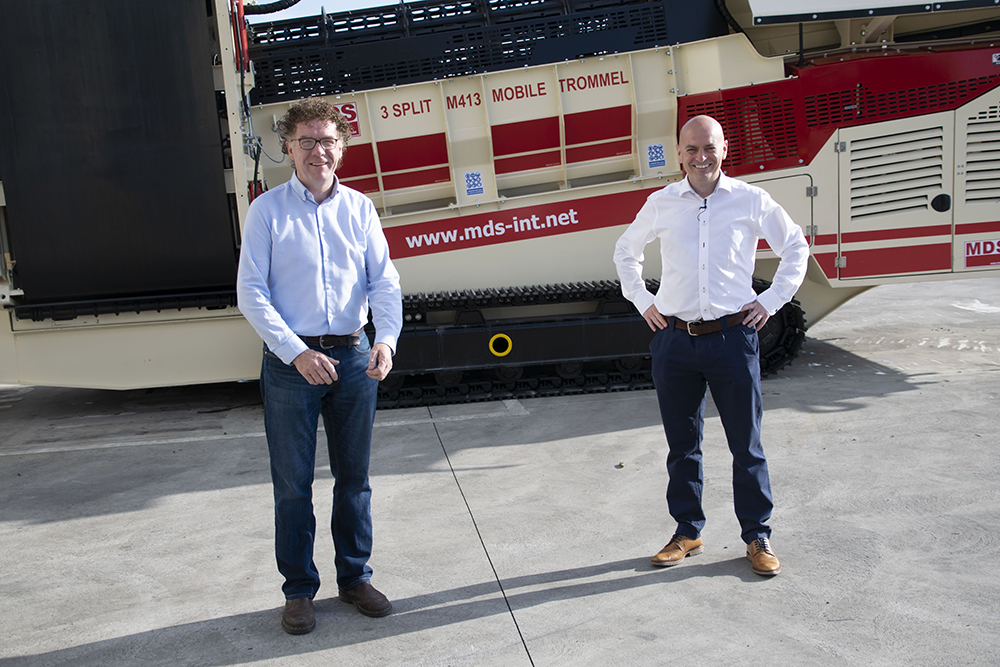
left=964, top=106, right=1000, bottom=204
left=849, top=127, right=944, bottom=220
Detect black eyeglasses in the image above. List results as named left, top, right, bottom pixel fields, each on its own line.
left=293, top=136, right=340, bottom=150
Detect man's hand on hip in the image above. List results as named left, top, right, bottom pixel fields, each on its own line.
left=292, top=349, right=340, bottom=384
left=366, top=343, right=393, bottom=381
left=741, top=300, right=770, bottom=331
left=643, top=305, right=668, bottom=331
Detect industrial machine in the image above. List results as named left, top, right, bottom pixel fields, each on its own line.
left=2, top=0, right=999, bottom=407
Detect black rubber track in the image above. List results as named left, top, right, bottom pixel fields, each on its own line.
left=376, top=279, right=805, bottom=409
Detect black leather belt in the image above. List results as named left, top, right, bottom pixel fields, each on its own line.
left=669, top=311, right=749, bottom=336
left=300, top=329, right=363, bottom=349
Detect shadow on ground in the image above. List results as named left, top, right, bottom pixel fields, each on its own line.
left=0, top=556, right=762, bottom=667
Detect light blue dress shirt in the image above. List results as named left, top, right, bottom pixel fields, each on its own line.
left=237, top=173, right=402, bottom=365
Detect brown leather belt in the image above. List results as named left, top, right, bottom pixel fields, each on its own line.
left=669, top=311, right=749, bottom=336
left=300, top=328, right=363, bottom=349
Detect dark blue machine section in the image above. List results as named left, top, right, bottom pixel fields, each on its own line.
left=0, top=0, right=236, bottom=305
left=248, top=0, right=730, bottom=104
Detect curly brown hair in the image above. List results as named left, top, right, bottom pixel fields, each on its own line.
left=276, top=98, right=352, bottom=165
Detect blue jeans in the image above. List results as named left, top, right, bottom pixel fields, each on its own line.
left=260, top=335, right=378, bottom=599
left=650, top=317, right=773, bottom=544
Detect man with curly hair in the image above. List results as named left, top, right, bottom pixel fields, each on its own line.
left=237, top=98, right=402, bottom=633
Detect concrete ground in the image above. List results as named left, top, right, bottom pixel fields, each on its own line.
left=1, top=277, right=999, bottom=666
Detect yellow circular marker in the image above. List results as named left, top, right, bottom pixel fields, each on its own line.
left=489, top=333, right=513, bottom=357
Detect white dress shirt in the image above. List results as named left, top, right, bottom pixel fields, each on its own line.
left=614, top=174, right=809, bottom=322
left=237, top=173, right=402, bottom=365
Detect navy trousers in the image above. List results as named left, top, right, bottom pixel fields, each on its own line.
left=650, top=316, right=773, bottom=544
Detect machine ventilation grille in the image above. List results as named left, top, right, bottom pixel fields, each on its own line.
left=685, top=92, right=798, bottom=168
left=970, top=104, right=1000, bottom=120
left=848, top=126, right=944, bottom=221
left=805, top=76, right=1000, bottom=127
left=963, top=110, right=1000, bottom=204
left=249, top=0, right=691, bottom=102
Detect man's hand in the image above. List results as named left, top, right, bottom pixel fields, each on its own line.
left=366, top=343, right=393, bottom=381
left=741, top=300, right=770, bottom=331
left=292, top=349, right=340, bottom=385
left=643, top=305, right=668, bottom=332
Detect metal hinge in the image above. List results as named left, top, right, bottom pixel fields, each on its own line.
left=806, top=186, right=818, bottom=197
left=834, top=256, right=847, bottom=268
left=834, top=141, right=848, bottom=153
left=806, top=224, right=818, bottom=236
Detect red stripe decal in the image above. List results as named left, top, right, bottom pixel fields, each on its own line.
left=338, top=143, right=376, bottom=179
left=813, top=233, right=837, bottom=246
left=385, top=187, right=658, bottom=259
left=956, top=220, right=1000, bottom=236
left=494, top=151, right=562, bottom=175
left=966, top=237, right=1000, bottom=267
left=492, top=117, right=560, bottom=156
left=813, top=252, right=839, bottom=279
left=842, top=224, right=951, bottom=244
left=565, top=105, right=631, bottom=145
left=967, top=249, right=1000, bottom=267
left=341, top=176, right=380, bottom=194
left=382, top=167, right=451, bottom=191
left=840, top=243, right=951, bottom=278
left=566, top=139, right=632, bottom=164
left=376, top=134, right=448, bottom=172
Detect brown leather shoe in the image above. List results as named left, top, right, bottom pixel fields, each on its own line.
left=338, top=581, right=393, bottom=618
left=747, top=537, right=781, bottom=576
left=281, top=597, right=315, bottom=634
left=651, top=533, right=704, bottom=567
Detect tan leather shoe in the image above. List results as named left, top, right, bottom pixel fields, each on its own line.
left=651, top=533, right=704, bottom=567
left=339, top=581, right=393, bottom=617
left=747, top=537, right=781, bottom=576
left=281, top=597, right=315, bottom=634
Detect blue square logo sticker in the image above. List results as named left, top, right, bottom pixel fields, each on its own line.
left=647, top=143, right=666, bottom=168
left=465, top=171, right=484, bottom=196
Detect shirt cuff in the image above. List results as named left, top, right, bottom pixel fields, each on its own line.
left=755, top=289, right=783, bottom=316
left=632, top=290, right=656, bottom=317
left=273, top=336, right=309, bottom=366
left=375, top=334, right=398, bottom=356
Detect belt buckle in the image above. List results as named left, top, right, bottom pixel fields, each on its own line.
left=687, top=319, right=703, bottom=336
left=319, top=335, right=336, bottom=349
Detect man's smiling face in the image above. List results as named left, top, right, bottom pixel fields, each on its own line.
left=677, top=116, right=728, bottom=197
left=287, top=118, right=343, bottom=197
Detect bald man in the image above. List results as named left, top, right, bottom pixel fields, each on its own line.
left=614, top=115, right=809, bottom=576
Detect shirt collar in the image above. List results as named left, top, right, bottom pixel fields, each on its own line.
left=680, top=172, right=733, bottom=199
left=288, top=171, right=340, bottom=204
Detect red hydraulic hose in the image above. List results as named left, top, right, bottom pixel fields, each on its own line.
left=230, top=0, right=250, bottom=72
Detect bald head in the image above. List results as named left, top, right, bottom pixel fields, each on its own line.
left=677, top=115, right=728, bottom=197
left=679, top=115, right=725, bottom=144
